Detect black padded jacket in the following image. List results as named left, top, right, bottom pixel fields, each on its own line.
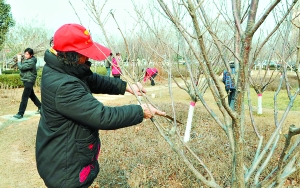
left=17, top=56, right=38, bottom=83
left=36, top=50, right=143, bottom=188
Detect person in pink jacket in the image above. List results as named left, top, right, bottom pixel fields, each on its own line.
left=143, top=67, right=158, bottom=86
left=111, top=52, right=122, bottom=79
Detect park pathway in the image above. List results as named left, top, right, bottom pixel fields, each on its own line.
left=0, top=82, right=180, bottom=129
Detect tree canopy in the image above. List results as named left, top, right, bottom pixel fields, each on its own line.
left=0, top=0, right=15, bottom=50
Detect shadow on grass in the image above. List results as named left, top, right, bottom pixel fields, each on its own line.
left=96, top=166, right=159, bottom=188
left=97, top=167, right=130, bottom=188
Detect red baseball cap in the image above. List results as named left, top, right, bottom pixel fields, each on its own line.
left=53, top=23, right=111, bottom=61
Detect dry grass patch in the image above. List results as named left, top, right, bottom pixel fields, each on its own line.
left=0, top=80, right=299, bottom=187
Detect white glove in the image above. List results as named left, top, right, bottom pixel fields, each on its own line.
left=17, top=54, right=22, bottom=62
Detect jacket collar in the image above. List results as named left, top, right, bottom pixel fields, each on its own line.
left=44, top=49, right=93, bottom=79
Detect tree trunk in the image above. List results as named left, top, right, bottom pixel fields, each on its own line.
left=257, top=93, right=263, bottom=114
left=231, top=119, right=245, bottom=188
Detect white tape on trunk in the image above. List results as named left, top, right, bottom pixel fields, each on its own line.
left=183, top=101, right=196, bottom=143
left=257, top=94, right=262, bottom=115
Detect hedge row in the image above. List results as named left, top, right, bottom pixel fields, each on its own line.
left=0, top=67, right=107, bottom=88
left=2, top=70, right=20, bottom=74
left=0, top=74, right=23, bottom=87
left=91, top=66, right=107, bottom=75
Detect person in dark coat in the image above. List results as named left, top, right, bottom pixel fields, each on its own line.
left=13, top=48, right=41, bottom=119
left=35, top=23, right=165, bottom=188
left=105, top=52, right=112, bottom=76
left=222, top=61, right=236, bottom=109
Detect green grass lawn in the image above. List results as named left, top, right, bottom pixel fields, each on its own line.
left=246, top=88, right=300, bottom=111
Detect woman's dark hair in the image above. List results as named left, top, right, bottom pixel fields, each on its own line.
left=50, top=37, right=54, bottom=47
left=24, top=48, right=34, bottom=56
left=50, top=36, right=79, bottom=66
left=56, top=51, right=80, bottom=66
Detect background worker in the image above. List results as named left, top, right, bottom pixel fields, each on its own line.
left=143, top=67, right=158, bottom=86
left=105, top=52, right=112, bottom=76
left=13, top=48, right=41, bottom=119
left=111, top=52, right=122, bottom=79
left=222, top=61, right=236, bottom=109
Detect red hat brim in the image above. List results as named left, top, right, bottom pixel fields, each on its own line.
left=76, top=42, right=111, bottom=61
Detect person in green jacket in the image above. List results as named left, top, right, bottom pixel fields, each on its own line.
left=35, top=23, right=165, bottom=188
left=13, top=48, right=41, bottom=119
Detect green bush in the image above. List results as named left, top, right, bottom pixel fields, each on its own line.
left=0, top=74, right=23, bottom=87
left=91, top=66, right=107, bottom=75
left=2, top=70, right=20, bottom=74
left=0, top=67, right=107, bottom=88
left=0, top=69, right=43, bottom=87
left=35, top=69, right=43, bottom=87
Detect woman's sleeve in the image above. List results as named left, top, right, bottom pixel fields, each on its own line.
left=85, top=73, right=127, bottom=94
left=56, top=81, right=143, bottom=130
left=18, top=59, right=35, bottom=71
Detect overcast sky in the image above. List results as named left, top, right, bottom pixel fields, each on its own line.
left=5, top=0, right=281, bottom=46
left=6, top=0, right=277, bottom=32
left=6, top=0, right=137, bottom=36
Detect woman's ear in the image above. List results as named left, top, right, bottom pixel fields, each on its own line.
left=78, top=54, right=89, bottom=64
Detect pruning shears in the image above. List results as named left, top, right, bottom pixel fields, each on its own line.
left=161, top=114, right=183, bottom=125
left=135, top=87, right=184, bottom=125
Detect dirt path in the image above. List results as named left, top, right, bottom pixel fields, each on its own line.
left=0, top=116, right=45, bottom=187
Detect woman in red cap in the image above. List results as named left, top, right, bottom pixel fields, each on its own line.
left=35, top=23, right=165, bottom=188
